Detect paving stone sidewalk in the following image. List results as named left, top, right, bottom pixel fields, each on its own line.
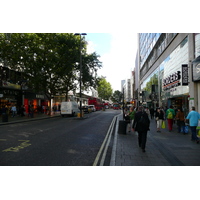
left=111, top=114, right=200, bottom=166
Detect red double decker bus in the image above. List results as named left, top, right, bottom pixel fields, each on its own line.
left=88, top=97, right=103, bottom=111
left=112, top=103, right=120, bottom=110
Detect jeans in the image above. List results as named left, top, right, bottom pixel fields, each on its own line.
left=190, top=126, right=199, bottom=141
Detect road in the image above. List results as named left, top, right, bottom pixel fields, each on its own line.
left=0, top=109, right=121, bottom=166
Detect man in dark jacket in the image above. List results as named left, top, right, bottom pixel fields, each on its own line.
left=132, top=106, right=150, bottom=152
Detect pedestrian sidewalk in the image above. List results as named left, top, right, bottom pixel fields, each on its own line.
left=0, top=112, right=61, bottom=126
left=111, top=113, right=200, bottom=166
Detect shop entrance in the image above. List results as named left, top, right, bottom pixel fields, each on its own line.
left=168, top=95, right=189, bottom=116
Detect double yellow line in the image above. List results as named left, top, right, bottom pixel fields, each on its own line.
left=93, top=116, right=117, bottom=166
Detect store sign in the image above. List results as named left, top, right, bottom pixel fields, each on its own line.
left=182, top=64, right=188, bottom=85
left=36, top=94, right=45, bottom=99
left=3, top=90, right=20, bottom=96
left=163, top=71, right=181, bottom=90
left=2, top=81, right=21, bottom=90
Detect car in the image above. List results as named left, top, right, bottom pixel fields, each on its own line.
left=82, top=106, right=91, bottom=113
left=88, top=105, right=96, bottom=112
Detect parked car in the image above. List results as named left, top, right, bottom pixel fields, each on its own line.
left=82, top=106, right=91, bottom=113
left=88, top=105, right=96, bottom=112
left=60, top=101, right=80, bottom=117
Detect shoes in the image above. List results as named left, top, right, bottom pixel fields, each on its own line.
left=197, top=140, right=199, bottom=144
left=142, top=149, right=146, bottom=152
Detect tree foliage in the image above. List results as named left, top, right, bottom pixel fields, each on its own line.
left=111, top=90, right=123, bottom=103
left=97, top=77, right=113, bottom=100
left=0, top=33, right=102, bottom=102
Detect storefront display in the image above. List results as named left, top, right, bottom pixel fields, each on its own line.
left=140, top=36, right=189, bottom=115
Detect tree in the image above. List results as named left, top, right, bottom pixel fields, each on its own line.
left=111, top=90, right=123, bottom=103
left=82, top=52, right=102, bottom=90
left=0, top=33, right=103, bottom=110
left=97, top=77, right=113, bottom=100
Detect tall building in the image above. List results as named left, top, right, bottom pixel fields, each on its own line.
left=138, top=33, right=200, bottom=114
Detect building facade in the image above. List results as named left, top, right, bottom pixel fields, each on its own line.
left=138, top=33, right=200, bottom=114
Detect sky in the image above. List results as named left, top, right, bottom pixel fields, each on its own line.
left=85, top=33, right=138, bottom=91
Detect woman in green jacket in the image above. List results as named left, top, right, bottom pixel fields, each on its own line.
left=128, top=106, right=136, bottom=132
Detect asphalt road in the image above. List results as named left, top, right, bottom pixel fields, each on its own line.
left=0, top=109, right=121, bottom=166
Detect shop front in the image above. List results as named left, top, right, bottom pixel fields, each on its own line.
left=160, top=36, right=189, bottom=115
left=0, top=82, right=21, bottom=112
left=141, top=36, right=190, bottom=115
left=23, top=92, right=49, bottom=113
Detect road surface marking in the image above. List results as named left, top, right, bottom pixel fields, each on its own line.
left=2, top=140, right=31, bottom=152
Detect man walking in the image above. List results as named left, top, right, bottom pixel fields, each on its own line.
left=132, top=106, right=150, bottom=152
left=11, top=105, right=17, bottom=117
left=166, top=105, right=175, bottom=132
left=186, top=106, right=200, bottom=144
left=150, top=107, right=155, bottom=119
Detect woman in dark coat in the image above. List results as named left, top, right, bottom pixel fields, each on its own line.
left=132, top=106, right=150, bottom=152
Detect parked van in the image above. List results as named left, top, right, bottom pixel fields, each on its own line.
left=60, top=101, right=80, bottom=117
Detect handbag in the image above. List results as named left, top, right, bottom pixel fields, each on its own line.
left=161, top=120, right=166, bottom=129
left=184, top=125, right=189, bottom=134
left=198, top=130, right=200, bottom=136
left=156, top=117, right=159, bottom=121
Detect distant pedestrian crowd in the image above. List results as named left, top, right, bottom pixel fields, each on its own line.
left=123, top=105, right=200, bottom=153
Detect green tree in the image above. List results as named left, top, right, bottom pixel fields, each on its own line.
left=82, top=52, right=102, bottom=90
left=111, top=90, right=123, bottom=103
left=0, top=33, right=103, bottom=110
left=97, top=77, right=113, bottom=100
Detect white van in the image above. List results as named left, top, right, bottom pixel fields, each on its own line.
left=60, top=101, right=80, bottom=117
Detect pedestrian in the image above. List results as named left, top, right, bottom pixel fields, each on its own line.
left=20, top=105, right=25, bottom=117
left=175, top=107, right=185, bottom=133
left=144, top=107, right=150, bottom=119
left=150, top=106, right=155, bottom=119
left=166, top=105, right=175, bottom=132
left=127, top=106, right=136, bottom=132
left=155, top=107, right=165, bottom=132
left=11, top=105, right=17, bottom=117
left=132, top=106, right=150, bottom=152
left=186, top=106, right=200, bottom=143
left=30, top=104, right=34, bottom=118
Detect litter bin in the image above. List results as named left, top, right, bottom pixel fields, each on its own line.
left=2, top=113, right=8, bottom=122
left=118, top=120, right=127, bottom=134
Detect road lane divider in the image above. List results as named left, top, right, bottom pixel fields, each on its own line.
left=93, top=116, right=117, bottom=166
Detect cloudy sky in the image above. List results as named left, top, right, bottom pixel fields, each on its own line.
left=86, top=33, right=138, bottom=91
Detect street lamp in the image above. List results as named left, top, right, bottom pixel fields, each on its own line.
left=74, top=33, right=87, bottom=118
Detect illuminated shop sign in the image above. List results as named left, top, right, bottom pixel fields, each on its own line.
left=163, top=71, right=181, bottom=90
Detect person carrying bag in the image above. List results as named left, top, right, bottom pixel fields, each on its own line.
left=155, top=108, right=165, bottom=132
left=175, top=108, right=185, bottom=134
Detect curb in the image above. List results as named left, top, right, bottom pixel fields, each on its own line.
left=0, top=114, right=61, bottom=126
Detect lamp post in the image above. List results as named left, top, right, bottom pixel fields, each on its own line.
left=74, top=33, right=87, bottom=118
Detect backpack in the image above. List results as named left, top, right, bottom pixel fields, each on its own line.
left=167, top=110, right=173, bottom=119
